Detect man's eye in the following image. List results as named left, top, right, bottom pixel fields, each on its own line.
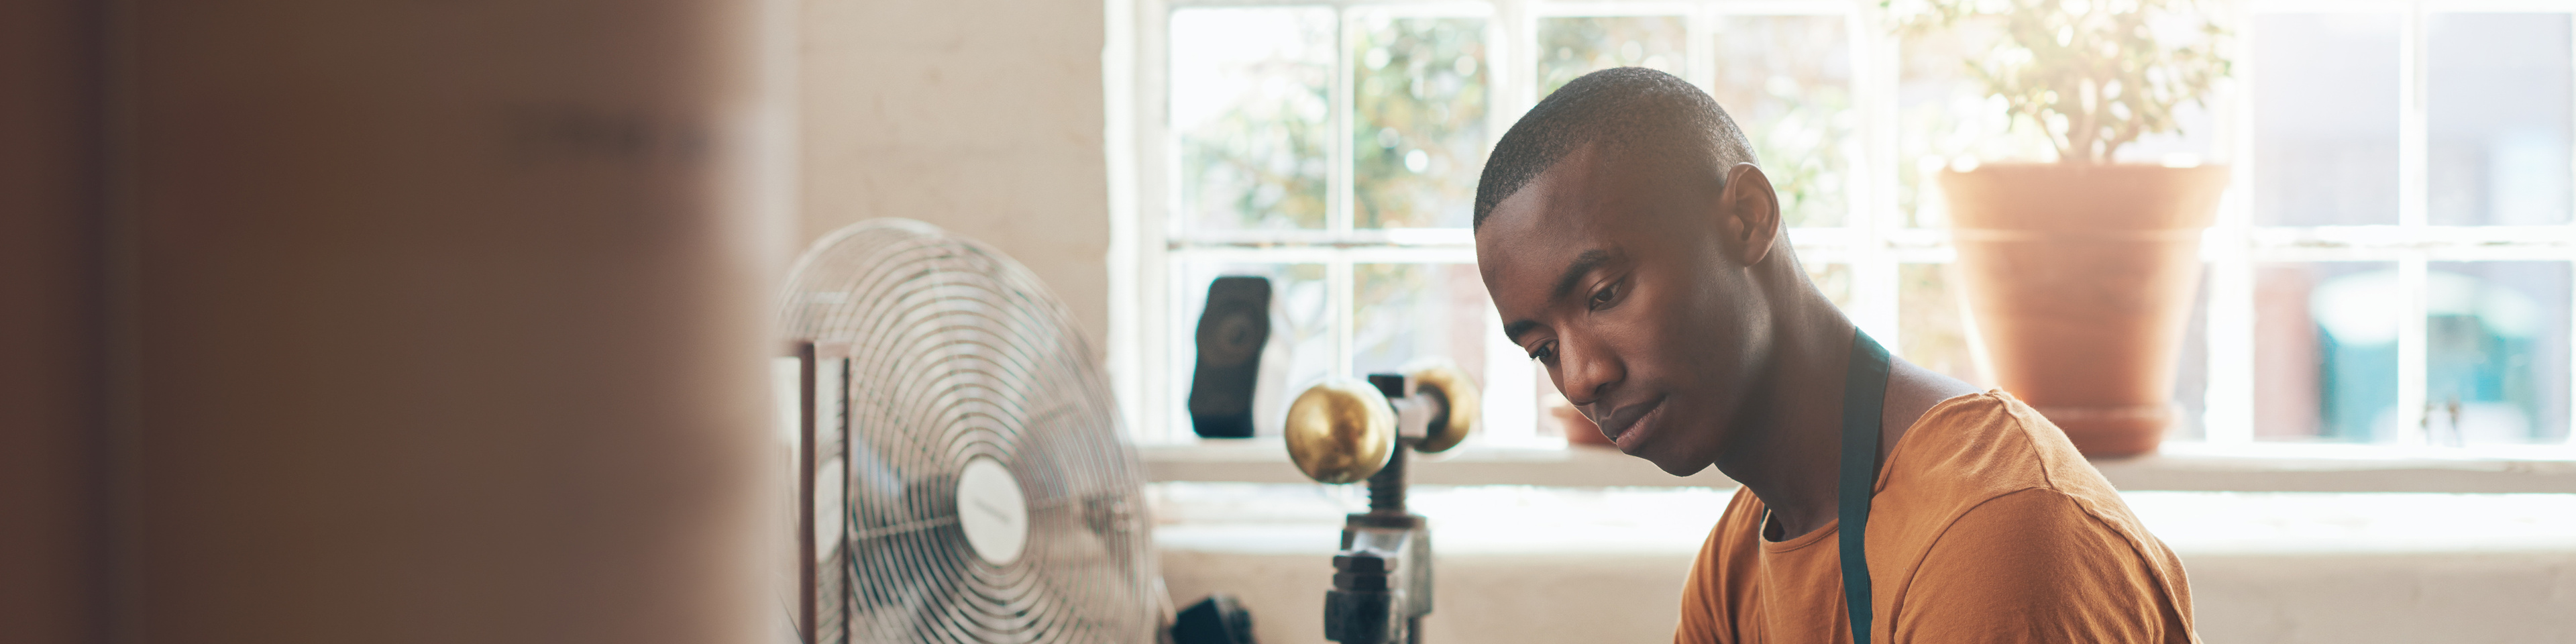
left=1527, top=342, right=1556, bottom=362
left=1589, top=280, right=1621, bottom=309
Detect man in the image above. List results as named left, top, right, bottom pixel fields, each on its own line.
left=1473, top=68, right=2197, bottom=643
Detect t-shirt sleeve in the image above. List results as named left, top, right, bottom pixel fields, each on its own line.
left=1673, top=523, right=1726, bottom=644
left=1892, top=488, right=2189, bottom=644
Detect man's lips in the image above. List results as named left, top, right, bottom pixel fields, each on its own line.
left=1593, top=396, right=1667, bottom=447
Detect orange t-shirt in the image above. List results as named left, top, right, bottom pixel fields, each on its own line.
left=1673, top=391, right=2198, bottom=644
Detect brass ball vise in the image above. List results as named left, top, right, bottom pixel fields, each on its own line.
left=1283, top=365, right=1478, bottom=644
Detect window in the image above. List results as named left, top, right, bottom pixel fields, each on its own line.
left=2227, top=7, right=2575, bottom=449
left=1118, top=0, right=2576, bottom=458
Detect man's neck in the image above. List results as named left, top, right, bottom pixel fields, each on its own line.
left=1710, top=298, right=1856, bottom=540
left=1708, top=294, right=1980, bottom=541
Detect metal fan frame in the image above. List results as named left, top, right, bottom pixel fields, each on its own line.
left=780, top=219, right=1167, bottom=644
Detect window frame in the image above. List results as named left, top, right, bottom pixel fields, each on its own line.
left=1111, top=0, right=2576, bottom=462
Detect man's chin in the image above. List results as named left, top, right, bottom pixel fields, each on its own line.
left=1647, top=457, right=1711, bottom=477
left=1629, top=444, right=1713, bottom=476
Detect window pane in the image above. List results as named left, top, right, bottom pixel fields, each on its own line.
left=1896, top=20, right=2055, bottom=227
left=2253, top=13, right=2401, bottom=226
left=1355, top=15, right=1489, bottom=229
left=1171, top=8, right=1334, bottom=232
left=2426, top=262, right=2571, bottom=445
left=1535, top=15, right=1687, bottom=97
left=1712, top=15, right=1856, bottom=228
left=1900, top=263, right=1982, bottom=384
left=1354, top=263, right=1490, bottom=380
left=2428, top=14, right=2574, bottom=226
left=1171, top=262, right=1332, bottom=436
left=2255, top=262, right=2398, bottom=442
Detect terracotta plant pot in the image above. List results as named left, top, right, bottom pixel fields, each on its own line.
left=1936, top=164, right=2230, bottom=458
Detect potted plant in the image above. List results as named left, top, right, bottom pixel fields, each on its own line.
left=1887, top=0, right=2232, bottom=457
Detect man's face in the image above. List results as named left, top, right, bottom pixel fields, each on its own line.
left=1477, top=147, right=1774, bottom=475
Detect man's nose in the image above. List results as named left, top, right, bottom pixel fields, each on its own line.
left=1556, top=335, right=1625, bottom=406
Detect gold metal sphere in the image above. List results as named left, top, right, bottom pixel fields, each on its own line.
left=1283, top=378, right=1395, bottom=484
left=1407, top=364, right=1479, bottom=453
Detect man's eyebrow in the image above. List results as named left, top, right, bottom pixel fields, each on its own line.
left=1502, top=248, right=1619, bottom=345
left=1552, top=249, right=1617, bottom=301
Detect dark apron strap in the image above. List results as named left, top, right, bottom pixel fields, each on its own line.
left=1839, top=331, right=1892, bottom=644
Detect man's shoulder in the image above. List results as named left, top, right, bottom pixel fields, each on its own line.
left=1872, top=391, right=2135, bottom=535
left=1887, top=392, right=2118, bottom=493
left=1886, top=485, right=2198, bottom=642
left=1866, top=393, right=2197, bottom=640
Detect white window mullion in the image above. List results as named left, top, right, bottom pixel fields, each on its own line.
left=2204, top=213, right=2259, bottom=444
left=1129, top=0, right=1175, bottom=443
left=1332, top=6, right=1357, bottom=237
left=2202, top=0, right=2261, bottom=445
left=1330, top=256, right=1356, bottom=378
left=2398, top=2, right=2428, bottom=223
left=1483, top=303, right=1542, bottom=445
left=1491, top=0, right=1531, bottom=143
left=1685, top=4, right=1719, bottom=94
left=2397, top=253, right=2432, bottom=445
left=1854, top=3, right=1902, bottom=349
left=1843, top=6, right=1880, bottom=235
left=1167, top=246, right=1208, bottom=443
left=1332, top=8, right=1357, bottom=380
left=2394, top=3, right=2431, bottom=445
left=1107, top=0, right=1136, bottom=440
left=1487, top=0, right=1534, bottom=447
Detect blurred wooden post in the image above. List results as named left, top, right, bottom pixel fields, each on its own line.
left=3, top=1, right=791, bottom=643
left=0, top=1, right=109, bottom=643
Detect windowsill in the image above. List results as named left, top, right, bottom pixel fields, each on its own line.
left=1150, top=482, right=2576, bottom=557
left=1139, top=438, right=2576, bottom=493
left=1142, top=439, right=1733, bottom=488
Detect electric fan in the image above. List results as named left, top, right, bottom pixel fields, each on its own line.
left=778, top=219, right=1167, bottom=644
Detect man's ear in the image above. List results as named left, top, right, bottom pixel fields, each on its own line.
left=1714, top=162, right=1780, bottom=266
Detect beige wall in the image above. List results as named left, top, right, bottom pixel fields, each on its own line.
left=799, top=0, right=1114, bottom=356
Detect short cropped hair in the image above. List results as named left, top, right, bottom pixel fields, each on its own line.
left=1472, top=67, right=1758, bottom=230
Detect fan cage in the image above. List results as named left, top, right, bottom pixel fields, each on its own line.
left=781, top=219, right=1168, bottom=644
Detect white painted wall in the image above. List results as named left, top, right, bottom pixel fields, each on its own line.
left=798, top=0, right=1113, bottom=356
left=1152, top=486, right=2576, bottom=643
left=1162, top=548, right=2576, bottom=644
